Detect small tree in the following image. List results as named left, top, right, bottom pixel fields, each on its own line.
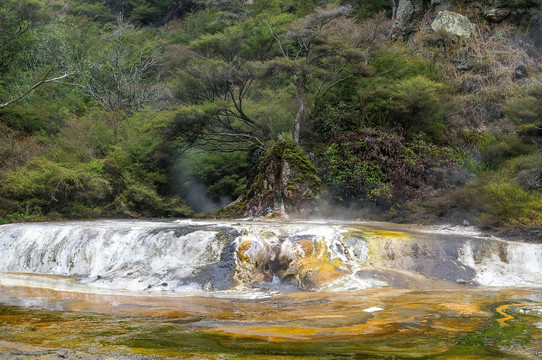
left=265, top=6, right=367, bottom=144
left=79, top=16, right=160, bottom=144
left=0, top=122, right=40, bottom=178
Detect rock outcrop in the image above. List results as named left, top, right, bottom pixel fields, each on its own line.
left=431, top=10, right=476, bottom=37
left=530, top=13, right=542, bottom=48
left=221, top=140, right=322, bottom=218
left=391, top=0, right=541, bottom=44
left=391, top=0, right=432, bottom=39
left=484, top=7, right=511, bottom=22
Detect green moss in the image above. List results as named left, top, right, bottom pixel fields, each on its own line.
left=218, top=139, right=322, bottom=216
left=443, top=302, right=534, bottom=357
left=281, top=143, right=323, bottom=193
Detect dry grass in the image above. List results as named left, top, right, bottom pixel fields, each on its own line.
left=414, top=15, right=542, bottom=135
left=323, top=12, right=393, bottom=64
left=447, top=24, right=535, bottom=90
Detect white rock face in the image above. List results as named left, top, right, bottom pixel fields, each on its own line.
left=0, top=220, right=229, bottom=294
left=431, top=10, right=476, bottom=37
left=1, top=220, right=542, bottom=297
left=459, top=239, right=542, bottom=287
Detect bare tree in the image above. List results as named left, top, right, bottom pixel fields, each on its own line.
left=57, top=118, right=96, bottom=162
left=79, top=16, right=160, bottom=144
left=168, top=59, right=266, bottom=153
left=0, top=71, right=75, bottom=109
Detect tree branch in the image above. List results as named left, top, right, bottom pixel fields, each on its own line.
left=315, top=73, right=354, bottom=102
left=0, top=71, right=75, bottom=109
left=214, top=132, right=267, bottom=150
left=265, top=21, right=288, bottom=59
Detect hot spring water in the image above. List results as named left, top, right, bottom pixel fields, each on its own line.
left=1, top=219, right=541, bottom=359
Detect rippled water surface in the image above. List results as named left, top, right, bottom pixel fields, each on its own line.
left=1, top=284, right=542, bottom=359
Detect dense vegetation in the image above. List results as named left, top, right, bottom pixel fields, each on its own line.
left=0, top=0, right=541, bottom=233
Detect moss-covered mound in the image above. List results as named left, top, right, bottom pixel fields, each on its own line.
left=221, top=139, right=322, bottom=218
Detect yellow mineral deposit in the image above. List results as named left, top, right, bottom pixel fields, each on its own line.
left=496, top=304, right=516, bottom=327
left=292, top=238, right=348, bottom=289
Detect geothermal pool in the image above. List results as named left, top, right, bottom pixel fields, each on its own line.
left=0, top=220, right=541, bottom=358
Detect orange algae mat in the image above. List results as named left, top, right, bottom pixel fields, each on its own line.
left=1, top=285, right=542, bottom=359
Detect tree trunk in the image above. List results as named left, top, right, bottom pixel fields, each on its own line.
left=293, top=74, right=305, bottom=145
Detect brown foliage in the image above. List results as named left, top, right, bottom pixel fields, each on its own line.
left=0, top=122, right=42, bottom=179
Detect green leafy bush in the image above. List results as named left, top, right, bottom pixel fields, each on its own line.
left=478, top=181, right=542, bottom=227
left=499, top=152, right=542, bottom=177
left=1, top=157, right=111, bottom=214
left=479, top=134, right=535, bottom=169
left=114, top=183, right=163, bottom=216
left=370, top=46, right=440, bottom=81
left=357, top=74, right=447, bottom=141
left=321, top=129, right=456, bottom=208
left=461, top=153, right=542, bottom=228
left=349, top=0, right=391, bottom=20
left=503, top=94, right=542, bottom=125
left=67, top=0, right=116, bottom=23
left=309, top=104, right=363, bottom=144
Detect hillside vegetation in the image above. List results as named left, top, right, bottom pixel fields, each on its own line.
left=0, top=0, right=541, bottom=235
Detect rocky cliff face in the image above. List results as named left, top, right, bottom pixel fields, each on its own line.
left=392, top=0, right=541, bottom=40
left=386, top=0, right=541, bottom=139
left=391, top=0, right=432, bottom=39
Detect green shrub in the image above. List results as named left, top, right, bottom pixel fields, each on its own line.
left=163, top=197, right=193, bottom=217
left=388, top=75, right=446, bottom=139
left=499, top=152, right=542, bottom=176
left=188, top=25, right=246, bottom=61
left=460, top=152, right=542, bottom=229
left=517, top=123, right=542, bottom=138
left=357, top=75, right=447, bottom=141
left=321, top=129, right=457, bottom=208
left=478, top=181, right=542, bottom=227
left=370, top=46, right=441, bottom=81
left=351, top=0, right=391, bottom=20
left=0, top=157, right=111, bottom=216
left=503, top=95, right=542, bottom=125
left=171, top=7, right=227, bottom=44
left=479, top=134, right=535, bottom=169
left=310, top=104, right=363, bottom=143
left=114, top=183, right=164, bottom=216
left=1, top=158, right=110, bottom=202
left=67, top=0, right=116, bottom=23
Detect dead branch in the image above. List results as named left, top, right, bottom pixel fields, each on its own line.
left=0, top=71, right=75, bottom=109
